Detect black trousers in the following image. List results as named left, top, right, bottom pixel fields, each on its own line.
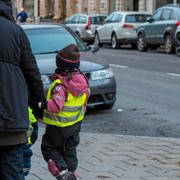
left=41, top=122, right=81, bottom=172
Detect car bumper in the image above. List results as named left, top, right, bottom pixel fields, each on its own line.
left=87, top=77, right=116, bottom=107
left=81, top=30, right=95, bottom=42
left=117, top=30, right=137, bottom=43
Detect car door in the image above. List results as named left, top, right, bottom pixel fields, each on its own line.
left=144, top=9, right=163, bottom=45
left=108, top=13, right=123, bottom=40
left=158, top=9, right=172, bottom=44
left=98, top=13, right=114, bottom=41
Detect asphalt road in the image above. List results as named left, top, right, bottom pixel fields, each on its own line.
left=81, top=46, right=180, bottom=138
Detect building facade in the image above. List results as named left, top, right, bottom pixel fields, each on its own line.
left=13, top=0, right=180, bottom=21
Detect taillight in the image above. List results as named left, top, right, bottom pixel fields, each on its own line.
left=85, top=17, right=91, bottom=30
left=176, top=21, right=180, bottom=26
left=122, top=24, right=134, bottom=28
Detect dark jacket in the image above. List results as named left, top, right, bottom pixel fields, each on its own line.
left=0, top=1, right=44, bottom=137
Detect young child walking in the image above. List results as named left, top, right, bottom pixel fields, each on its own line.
left=39, top=44, right=89, bottom=180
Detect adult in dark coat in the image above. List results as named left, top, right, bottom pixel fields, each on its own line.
left=0, top=0, right=45, bottom=179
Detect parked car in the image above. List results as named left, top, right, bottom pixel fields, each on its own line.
left=95, top=11, right=151, bottom=49
left=22, top=24, right=116, bottom=109
left=137, top=4, right=180, bottom=53
left=64, top=14, right=107, bottom=44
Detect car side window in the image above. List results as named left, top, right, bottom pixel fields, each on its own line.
left=152, top=9, right=163, bottom=21
left=161, top=9, right=171, bottom=20
left=111, top=14, right=122, bottom=23
left=79, top=16, right=87, bottom=24
left=170, top=10, right=176, bottom=20
left=64, top=16, right=73, bottom=24
left=104, top=14, right=114, bottom=23
left=72, top=16, right=80, bottom=24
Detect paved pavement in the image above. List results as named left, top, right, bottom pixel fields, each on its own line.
left=26, top=123, right=180, bottom=180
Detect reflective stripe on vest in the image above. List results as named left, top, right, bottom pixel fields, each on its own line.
left=43, top=79, right=87, bottom=127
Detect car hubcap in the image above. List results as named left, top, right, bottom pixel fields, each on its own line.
left=138, top=36, right=144, bottom=50
left=165, top=38, right=172, bottom=53
left=95, top=35, right=99, bottom=45
left=112, top=36, right=116, bottom=48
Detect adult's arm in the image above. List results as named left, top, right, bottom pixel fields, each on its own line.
left=19, top=27, right=45, bottom=118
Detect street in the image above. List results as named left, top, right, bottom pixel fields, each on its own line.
left=82, top=47, right=180, bottom=138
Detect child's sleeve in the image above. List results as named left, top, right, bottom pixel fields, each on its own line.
left=47, top=84, right=66, bottom=113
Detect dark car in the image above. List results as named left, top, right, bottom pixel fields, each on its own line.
left=137, top=4, right=180, bottom=53
left=21, top=24, right=116, bottom=109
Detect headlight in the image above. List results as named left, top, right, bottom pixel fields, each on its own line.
left=41, top=75, right=51, bottom=84
left=91, top=67, right=114, bottom=80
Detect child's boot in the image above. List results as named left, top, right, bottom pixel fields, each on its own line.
left=48, top=159, right=60, bottom=177
left=56, top=169, right=69, bottom=180
left=67, top=171, right=77, bottom=180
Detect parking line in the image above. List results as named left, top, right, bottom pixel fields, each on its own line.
left=167, top=73, right=180, bottom=77
left=110, top=64, right=128, bottom=68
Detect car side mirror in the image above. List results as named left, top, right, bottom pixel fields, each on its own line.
left=88, top=44, right=99, bottom=53
left=146, top=17, right=153, bottom=22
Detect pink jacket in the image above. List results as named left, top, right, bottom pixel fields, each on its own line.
left=47, top=72, right=89, bottom=113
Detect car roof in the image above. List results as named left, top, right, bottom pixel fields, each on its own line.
left=159, top=4, right=180, bottom=9
left=21, top=23, right=64, bottom=30
left=113, top=11, right=151, bottom=15
left=72, top=13, right=107, bottom=17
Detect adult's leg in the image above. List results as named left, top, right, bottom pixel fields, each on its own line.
left=0, top=144, right=25, bottom=180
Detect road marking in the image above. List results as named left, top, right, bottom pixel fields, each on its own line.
left=110, top=64, right=128, bottom=68
left=167, top=73, right=180, bottom=77
left=117, top=108, right=124, bottom=112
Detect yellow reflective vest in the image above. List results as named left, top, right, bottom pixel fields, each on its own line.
left=27, top=107, right=37, bottom=145
left=43, top=79, right=88, bottom=128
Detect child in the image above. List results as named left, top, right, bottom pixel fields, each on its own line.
left=23, top=107, right=38, bottom=176
left=39, top=44, right=89, bottom=180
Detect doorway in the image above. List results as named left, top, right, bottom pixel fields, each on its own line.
left=133, top=0, right=139, bottom=11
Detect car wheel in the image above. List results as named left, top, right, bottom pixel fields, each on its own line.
left=137, top=34, right=148, bottom=52
left=131, top=43, right=137, bottom=49
left=164, top=35, right=174, bottom=54
left=176, top=44, right=180, bottom=57
left=111, top=33, right=120, bottom=49
left=94, top=33, right=103, bottom=47
left=96, top=103, right=114, bottom=110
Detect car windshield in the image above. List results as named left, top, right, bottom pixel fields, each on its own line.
left=25, top=27, right=87, bottom=55
left=125, top=14, right=150, bottom=23
left=91, top=16, right=107, bottom=24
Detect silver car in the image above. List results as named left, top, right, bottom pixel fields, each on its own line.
left=65, top=14, right=107, bottom=44
left=95, top=11, right=151, bottom=49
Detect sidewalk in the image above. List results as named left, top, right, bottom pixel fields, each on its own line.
left=27, top=124, right=180, bottom=180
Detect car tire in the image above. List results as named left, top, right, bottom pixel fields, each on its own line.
left=137, top=34, right=148, bottom=52
left=176, top=44, right=180, bottom=57
left=96, top=103, right=114, bottom=110
left=111, top=33, right=120, bottom=49
left=94, top=33, right=103, bottom=47
left=164, top=35, right=174, bottom=54
left=131, top=43, right=137, bottom=49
